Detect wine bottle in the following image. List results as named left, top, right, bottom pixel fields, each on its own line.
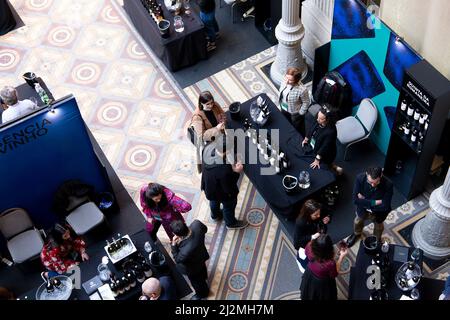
left=410, top=129, right=418, bottom=143
left=46, top=278, right=55, bottom=293
left=404, top=123, right=411, bottom=135
left=424, top=119, right=429, bottom=131
left=158, top=4, right=164, bottom=19
left=281, top=154, right=289, bottom=169
left=125, top=271, right=136, bottom=288
left=407, top=104, right=414, bottom=117
left=413, top=109, right=421, bottom=121
left=419, top=114, right=426, bottom=125
left=121, top=275, right=131, bottom=292
left=417, top=134, right=424, bottom=153
left=400, top=99, right=407, bottom=111
left=106, top=240, right=114, bottom=254
left=142, top=262, right=152, bottom=278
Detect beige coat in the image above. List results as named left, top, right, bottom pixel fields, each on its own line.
left=191, top=103, right=225, bottom=143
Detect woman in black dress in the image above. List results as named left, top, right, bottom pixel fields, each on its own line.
left=293, top=200, right=330, bottom=272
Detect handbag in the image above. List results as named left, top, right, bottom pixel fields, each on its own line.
left=187, top=114, right=204, bottom=146
left=187, top=114, right=204, bottom=173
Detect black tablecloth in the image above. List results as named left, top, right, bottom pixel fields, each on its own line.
left=226, top=94, right=336, bottom=218
left=0, top=0, right=16, bottom=36
left=18, top=229, right=191, bottom=300
left=123, top=0, right=207, bottom=72
left=348, top=242, right=444, bottom=300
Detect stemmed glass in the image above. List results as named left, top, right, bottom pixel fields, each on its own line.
left=183, top=0, right=191, bottom=15
left=144, top=241, right=153, bottom=261
left=410, top=288, right=420, bottom=300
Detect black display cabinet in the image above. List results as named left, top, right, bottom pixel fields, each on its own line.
left=384, top=60, right=450, bottom=200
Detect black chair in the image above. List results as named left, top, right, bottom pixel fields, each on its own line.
left=300, top=267, right=338, bottom=300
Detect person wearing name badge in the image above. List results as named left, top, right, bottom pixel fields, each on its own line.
left=301, top=105, right=343, bottom=175
left=0, top=86, right=37, bottom=123
left=278, top=67, right=310, bottom=137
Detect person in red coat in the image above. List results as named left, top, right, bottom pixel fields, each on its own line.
left=40, top=224, right=88, bottom=275
left=140, top=182, right=192, bottom=242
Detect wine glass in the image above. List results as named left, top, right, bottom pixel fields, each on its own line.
left=144, top=241, right=153, bottom=253
left=410, top=288, right=420, bottom=300
left=174, top=16, right=184, bottom=33
left=411, top=247, right=421, bottom=262
left=299, top=171, right=310, bottom=189
left=183, top=0, right=191, bottom=15
left=29, top=96, right=39, bottom=107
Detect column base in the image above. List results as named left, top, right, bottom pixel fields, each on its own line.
left=412, top=219, right=450, bottom=260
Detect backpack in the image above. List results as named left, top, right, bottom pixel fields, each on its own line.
left=313, top=71, right=352, bottom=119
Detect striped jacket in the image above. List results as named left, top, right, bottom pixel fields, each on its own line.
left=278, top=82, right=311, bottom=115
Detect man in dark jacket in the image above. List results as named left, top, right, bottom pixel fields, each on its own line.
left=346, top=167, right=394, bottom=247
left=170, top=219, right=209, bottom=300
left=201, top=139, right=248, bottom=230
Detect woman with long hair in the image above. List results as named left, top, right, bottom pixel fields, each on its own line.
left=191, top=90, right=225, bottom=143
left=293, top=200, right=330, bottom=272
left=300, top=234, right=348, bottom=300
left=140, top=182, right=192, bottom=242
left=40, top=223, right=88, bottom=275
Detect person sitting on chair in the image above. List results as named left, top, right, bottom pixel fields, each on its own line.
left=346, top=166, right=393, bottom=247
left=0, top=86, right=37, bottom=123
left=40, top=223, right=89, bottom=276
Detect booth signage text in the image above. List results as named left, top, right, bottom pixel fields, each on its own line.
left=0, top=119, right=52, bottom=154
left=406, top=80, right=430, bottom=108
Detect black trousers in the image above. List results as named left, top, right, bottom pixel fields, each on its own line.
left=282, top=110, right=306, bottom=137
left=187, top=263, right=209, bottom=298
left=149, top=220, right=162, bottom=242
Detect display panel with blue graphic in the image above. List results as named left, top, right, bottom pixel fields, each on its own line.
left=383, top=33, right=422, bottom=91
left=0, top=96, right=112, bottom=228
left=333, top=50, right=386, bottom=107
left=332, top=0, right=375, bottom=40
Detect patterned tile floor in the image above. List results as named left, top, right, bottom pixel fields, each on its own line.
left=183, top=48, right=449, bottom=299
left=1, top=0, right=447, bottom=300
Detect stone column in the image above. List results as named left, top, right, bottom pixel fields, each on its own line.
left=301, top=0, right=335, bottom=66
left=270, top=0, right=308, bottom=87
left=412, top=167, right=450, bottom=260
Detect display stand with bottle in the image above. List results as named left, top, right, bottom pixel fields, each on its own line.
left=384, top=60, right=450, bottom=200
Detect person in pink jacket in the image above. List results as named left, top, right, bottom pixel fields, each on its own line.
left=140, top=183, right=192, bottom=242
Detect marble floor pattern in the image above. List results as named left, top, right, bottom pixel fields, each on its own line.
left=1, top=0, right=447, bottom=300
left=183, top=47, right=449, bottom=298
